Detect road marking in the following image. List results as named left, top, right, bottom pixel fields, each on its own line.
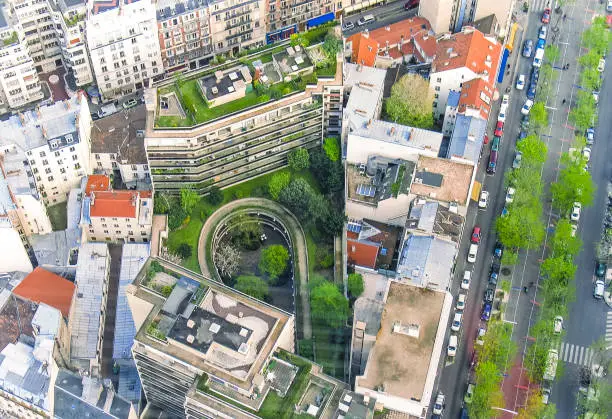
left=544, top=106, right=558, bottom=110
left=559, top=42, right=570, bottom=45
left=560, top=343, right=594, bottom=366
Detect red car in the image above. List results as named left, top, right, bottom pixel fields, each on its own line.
left=483, top=134, right=489, bottom=144
left=404, top=0, right=419, bottom=10
left=471, top=226, right=481, bottom=244
left=542, top=8, right=551, bottom=24
left=494, top=121, right=504, bottom=137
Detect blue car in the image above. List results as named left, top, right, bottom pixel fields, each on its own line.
left=522, top=39, right=534, bottom=57
left=481, top=302, right=492, bottom=321
left=527, top=84, right=537, bottom=100
left=537, top=38, right=546, bottom=50
left=494, top=242, right=504, bottom=258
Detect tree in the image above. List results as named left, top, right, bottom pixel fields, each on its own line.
left=289, top=33, right=309, bottom=48
left=323, top=137, right=341, bottom=162
left=310, top=280, right=349, bottom=328
left=315, top=246, right=334, bottom=268
left=176, top=243, right=192, bottom=259
left=287, top=148, right=310, bottom=171
left=167, top=200, right=187, bottom=230
left=259, top=245, right=290, bottom=281
left=385, top=73, right=434, bottom=129
left=310, top=149, right=345, bottom=195
left=581, top=68, right=602, bottom=91
left=319, top=206, right=346, bottom=236
left=551, top=219, right=582, bottom=257
left=470, top=360, right=504, bottom=419
left=180, top=187, right=199, bottom=214
left=516, top=135, right=547, bottom=168
left=550, top=153, right=596, bottom=213
left=279, top=178, right=314, bottom=219
left=214, top=243, right=241, bottom=278
left=268, top=172, right=291, bottom=200
left=207, top=186, right=224, bottom=206
left=234, top=275, right=269, bottom=300
left=579, top=49, right=601, bottom=68
left=582, top=17, right=611, bottom=55
left=230, top=215, right=263, bottom=250
left=480, top=321, right=516, bottom=372
left=496, top=202, right=545, bottom=250
left=541, top=255, right=577, bottom=283
left=348, top=273, right=364, bottom=298
left=154, top=192, right=170, bottom=214
left=517, top=390, right=556, bottom=419
left=321, top=33, right=341, bottom=60
left=530, top=102, right=548, bottom=131
left=544, top=45, right=560, bottom=64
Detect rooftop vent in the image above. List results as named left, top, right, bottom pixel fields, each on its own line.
left=238, top=342, right=249, bottom=354
left=187, top=319, right=195, bottom=328
left=211, top=86, right=218, bottom=95
left=239, top=328, right=249, bottom=337
left=209, top=323, right=221, bottom=334
left=186, top=335, right=195, bottom=344
left=393, top=321, right=420, bottom=338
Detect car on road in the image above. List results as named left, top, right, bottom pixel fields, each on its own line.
left=451, top=312, right=463, bottom=332
left=357, top=14, right=375, bottom=26
left=533, top=47, right=544, bottom=67
left=464, top=384, right=474, bottom=404
left=491, top=136, right=501, bottom=151
left=527, top=82, right=537, bottom=100
left=91, top=113, right=100, bottom=121
left=596, top=262, right=607, bottom=278
left=541, top=7, right=551, bottom=24
left=481, top=302, right=492, bottom=321
left=471, top=226, right=481, bottom=244
left=522, top=39, right=534, bottom=57
left=457, top=294, right=466, bottom=310
left=479, top=190, right=489, bottom=209
left=537, top=38, right=546, bottom=50
left=342, top=21, right=354, bottom=31
left=501, top=94, right=509, bottom=106
left=593, top=90, right=599, bottom=104
left=582, top=147, right=591, bottom=162
left=521, top=99, right=534, bottom=115
left=554, top=315, right=563, bottom=334
left=571, top=224, right=578, bottom=237
left=498, top=107, right=507, bottom=123
left=539, top=26, right=547, bottom=40
left=122, top=98, right=138, bottom=109
left=494, top=242, right=504, bottom=259
left=608, top=0, right=612, bottom=13
left=432, top=392, right=445, bottom=415
left=516, top=74, right=526, bottom=90
left=586, top=128, right=595, bottom=145
left=487, top=151, right=497, bottom=174
left=542, top=386, right=551, bottom=405
left=489, top=271, right=498, bottom=286
left=447, top=336, right=458, bottom=357
left=461, top=270, right=471, bottom=290
left=476, top=327, right=486, bottom=346
left=494, top=120, right=504, bottom=136
left=571, top=202, right=582, bottom=222
left=598, top=57, right=606, bottom=72
left=467, top=243, right=478, bottom=263
left=505, top=187, right=516, bottom=203
left=513, top=152, right=522, bottom=169
left=404, top=0, right=419, bottom=9
left=484, top=288, right=494, bottom=303
left=594, top=280, right=605, bottom=299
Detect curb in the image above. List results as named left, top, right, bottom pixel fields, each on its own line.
left=604, top=291, right=612, bottom=309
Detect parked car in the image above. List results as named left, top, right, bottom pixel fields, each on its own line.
left=513, top=152, right=523, bottom=169
left=475, top=327, right=486, bottom=346
left=583, top=147, right=591, bottom=162
left=471, top=226, right=481, bottom=244
left=487, top=151, right=497, bottom=174
left=596, top=262, right=607, bottom=278
left=464, top=384, right=474, bottom=404
left=448, top=336, right=458, bottom=356
left=461, top=270, right=471, bottom=290
left=586, top=128, right=595, bottom=145
left=494, top=242, right=504, bottom=259
left=539, top=25, right=548, bottom=40
left=608, top=0, right=612, bottom=13
left=489, top=271, right=498, bottom=286
left=479, top=190, right=489, bottom=209
left=456, top=294, right=466, bottom=310
left=516, top=74, right=526, bottom=90
left=527, top=83, right=537, bottom=99
left=537, top=38, right=546, bottom=50
left=357, top=14, right=375, bottom=26
left=122, top=98, right=138, bottom=109
left=484, top=288, right=494, bottom=303
left=491, top=136, right=501, bottom=152
left=481, top=302, right=492, bottom=321
left=554, top=316, right=563, bottom=334
left=404, top=0, right=419, bottom=9
left=598, top=57, right=606, bottom=72
left=433, top=392, right=445, bottom=415
left=498, top=107, right=508, bottom=123
left=505, top=187, right=516, bottom=203
left=541, top=7, right=551, bottom=24
left=451, top=312, right=463, bottom=332
left=494, top=120, right=504, bottom=136
left=593, top=90, right=599, bottom=104
left=467, top=243, right=478, bottom=263
left=571, top=202, right=582, bottom=222
left=501, top=94, right=509, bottom=106
left=342, top=21, right=355, bottom=30
left=518, top=130, right=528, bottom=142
left=521, top=114, right=530, bottom=129
left=522, top=39, right=534, bottom=57
left=533, top=47, right=544, bottom=67
left=521, top=99, right=534, bottom=115
left=594, top=280, right=605, bottom=299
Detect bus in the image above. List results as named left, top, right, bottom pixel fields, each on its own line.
left=506, top=23, right=519, bottom=52
left=543, top=349, right=558, bottom=381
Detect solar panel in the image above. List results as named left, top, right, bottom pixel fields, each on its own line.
left=347, top=223, right=362, bottom=233
left=356, top=184, right=376, bottom=197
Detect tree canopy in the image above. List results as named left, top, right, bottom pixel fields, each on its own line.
left=550, top=151, right=596, bottom=213
left=516, top=135, right=547, bottom=168
left=268, top=172, right=291, bottom=200
left=348, top=273, right=364, bottom=298
left=323, top=137, right=341, bottom=162
left=287, top=148, right=310, bottom=171
left=258, top=245, right=290, bottom=281
left=530, top=102, right=548, bottom=131
left=385, top=73, right=434, bottom=129
left=310, top=280, right=349, bottom=328
left=279, top=178, right=315, bottom=220
left=207, top=186, right=224, bottom=206
left=180, top=187, right=199, bottom=214
left=234, top=275, right=269, bottom=300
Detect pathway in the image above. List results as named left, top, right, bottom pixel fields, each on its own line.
left=197, top=198, right=312, bottom=339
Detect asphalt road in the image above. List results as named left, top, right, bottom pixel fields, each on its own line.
left=341, top=1, right=418, bottom=37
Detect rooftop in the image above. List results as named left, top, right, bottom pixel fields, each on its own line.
left=349, top=119, right=443, bottom=155
left=30, top=228, right=81, bottom=268
left=448, top=114, right=487, bottom=165
left=410, top=155, right=474, bottom=205
left=346, top=158, right=415, bottom=206
left=198, top=66, right=252, bottom=104
left=457, top=77, right=493, bottom=120
left=343, top=63, right=386, bottom=124
left=71, top=243, right=109, bottom=360
left=12, top=267, right=75, bottom=318
left=356, top=282, right=445, bottom=402
left=156, top=0, right=206, bottom=19
left=88, top=190, right=153, bottom=221
left=347, top=239, right=379, bottom=270
left=86, top=175, right=111, bottom=195
left=91, top=105, right=147, bottom=165
left=91, top=0, right=141, bottom=15
left=396, top=234, right=457, bottom=289
left=407, top=200, right=464, bottom=243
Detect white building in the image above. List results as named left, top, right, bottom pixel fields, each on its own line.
left=0, top=7, right=44, bottom=113
left=86, top=0, right=164, bottom=100
left=0, top=218, right=33, bottom=272
left=0, top=94, right=93, bottom=205
left=207, top=0, right=266, bottom=57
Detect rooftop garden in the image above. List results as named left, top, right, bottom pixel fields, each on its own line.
left=155, top=23, right=340, bottom=128
left=2, top=32, right=18, bottom=47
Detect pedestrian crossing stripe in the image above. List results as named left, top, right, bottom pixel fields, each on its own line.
left=559, top=342, right=594, bottom=366
left=606, top=312, right=612, bottom=342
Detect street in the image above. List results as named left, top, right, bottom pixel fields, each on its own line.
left=435, top=0, right=612, bottom=417
left=341, top=1, right=418, bottom=37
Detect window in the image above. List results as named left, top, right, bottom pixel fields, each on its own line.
left=69, top=147, right=75, bottom=152
left=42, top=159, right=48, bottom=165
left=72, top=155, right=78, bottom=161
left=45, top=168, right=51, bottom=174
left=114, top=224, right=119, bottom=228
left=39, top=151, right=46, bottom=157
left=436, top=77, right=441, bottom=82
left=434, top=86, right=440, bottom=91
left=104, top=230, right=109, bottom=234
left=47, top=176, right=53, bottom=181
left=95, top=154, right=100, bottom=160
left=54, top=151, right=60, bottom=157
left=115, top=230, right=122, bottom=234
left=141, top=231, right=147, bottom=235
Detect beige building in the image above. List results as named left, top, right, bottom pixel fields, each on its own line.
left=207, top=0, right=266, bottom=57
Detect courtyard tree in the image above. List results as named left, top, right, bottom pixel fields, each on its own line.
left=259, top=245, right=290, bottom=281
left=321, top=33, right=342, bottom=61
left=154, top=192, right=170, bottom=214
left=385, top=73, right=434, bottom=129
left=230, top=215, right=264, bottom=250
left=310, top=279, right=349, bottom=328
left=235, top=275, right=269, bottom=301
left=279, top=178, right=314, bottom=219
left=545, top=45, right=560, bottom=64
left=323, top=137, right=341, bottom=162
left=207, top=186, right=224, bottom=206
left=176, top=243, right=192, bottom=260
left=268, top=171, right=291, bottom=200
left=348, top=273, right=364, bottom=298
left=167, top=200, right=187, bottom=230
left=180, top=187, right=199, bottom=214
left=287, top=148, right=310, bottom=171
left=214, top=243, right=241, bottom=278
left=310, top=149, right=345, bottom=194
left=319, top=206, right=346, bottom=236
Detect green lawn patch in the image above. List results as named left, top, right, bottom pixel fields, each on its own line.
left=47, top=202, right=67, bottom=231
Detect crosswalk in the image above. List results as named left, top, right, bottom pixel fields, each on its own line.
left=558, top=312, right=612, bottom=366
left=606, top=311, right=612, bottom=346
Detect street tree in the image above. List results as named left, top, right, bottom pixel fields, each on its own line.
left=348, top=273, right=364, bottom=298
left=480, top=321, right=516, bottom=372
left=287, top=148, right=310, bottom=171
left=525, top=320, right=557, bottom=383
left=385, top=73, right=434, bottom=129
left=570, top=98, right=596, bottom=131
left=310, top=279, right=349, bottom=328
left=323, top=137, right=341, bottom=161
left=581, top=68, right=602, bottom=91
left=582, top=17, right=611, bottom=55
left=496, top=202, right=545, bottom=250
left=470, top=360, right=504, bottom=419
left=530, top=102, right=548, bottom=131
left=214, top=243, right=241, bottom=278
left=545, top=45, right=560, bottom=64
left=541, top=276, right=575, bottom=314
left=234, top=275, right=269, bottom=300
left=268, top=171, right=291, bottom=200
left=258, top=245, right=290, bottom=281
left=550, top=154, right=596, bottom=212
left=516, top=135, right=548, bottom=168
left=541, top=255, right=577, bottom=283
left=180, top=187, right=199, bottom=214
left=517, top=390, right=556, bottom=419
left=579, top=49, right=602, bottom=68
left=551, top=219, right=582, bottom=257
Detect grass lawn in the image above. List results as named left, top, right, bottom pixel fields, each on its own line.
left=47, top=202, right=67, bottom=231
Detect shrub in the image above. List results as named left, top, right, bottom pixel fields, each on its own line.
left=348, top=273, right=364, bottom=297
left=176, top=243, right=193, bottom=259
left=207, top=186, right=224, bottom=206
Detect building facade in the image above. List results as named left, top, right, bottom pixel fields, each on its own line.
left=86, top=0, right=163, bottom=100
left=265, top=0, right=335, bottom=43
left=207, top=0, right=266, bottom=57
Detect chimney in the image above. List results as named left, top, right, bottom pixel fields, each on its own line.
left=90, top=192, right=95, bottom=206
left=362, top=29, right=369, bottom=38
left=385, top=25, right=390, bottom=32
left=367, top=119, right=372, bottom=128
left=357, top=64, right=362, bottom=72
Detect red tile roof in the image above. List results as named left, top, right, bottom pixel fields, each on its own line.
left=348, top=33, right=378, bottom=67
left=12, top=267, right=75, bottom=318
left=90, top=190, right=141, bottom=218
left=86, top=175, right=111, bottom=195
left=413, top=30, right=437, bottom=59
left=458, top=78, right=492, bottom=119
left=366, top=16, right=431, bottom=48
left=347, top=238, right=380, bottom=269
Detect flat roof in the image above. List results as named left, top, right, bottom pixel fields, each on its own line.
left=31, top=228, right=80, bottom=268
left=448, top=114, right=486, bottom=165
left=91, top=105, right=147, bottom=164
left=349, top=119, right=443, bottom=154
left=410, top=155, right=474, bottom=205
left=356, top=282, right=445, bottom=401
left=396, top=234, right=456, bottom=290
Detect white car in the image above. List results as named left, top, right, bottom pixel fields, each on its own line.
left=433, top=393, right=445, bottom=415
left=498, top=108, right=507, bottom=123
left=594, top=280, right=605, bottom=299
left=583, top=147, right=591, bottom=162
left=478, top=190, right=489, bottom=209
left=456, top=294, right=466, bottom=310
left=505, top=187, right=516, bottom=203
left=451, top=312, right=463, bottom=332
left=467, top=244, right=478, bottom=263
left=571, top=202, right=582, bottom=222
left=502, top=94, right=509, bottom=106
left=571, top=224, right=578, bottom=237
left=539, top=25, right=547, bottom=40
left=553, top=316, right=563, bottom=334
left=516, top=74, right=526, bottom=90
left=598, top=57, right=606, bottom=72
left=461, top=270, right=472, bottom=290
left=608, top=0, right=612, bottom=13
left=447, top=335, right=458, bottom=357
left=521, top=99, right=534, bottom=115
left=593, top=90, right=599, bottom=104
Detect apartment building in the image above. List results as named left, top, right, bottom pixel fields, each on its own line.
left=419, top=0, right=514, bottom=35
left=145, top=48, right=342, bottom=194
left=81, top=174, right=153, bottom=243
left=86, top=0, right=163, bottom=100
left=207, top=0, right=266, bottom=57
left=0, top=94, right=93, bottom=205
left=48, top=0, right=94, bottom=86
left=0, top=7, right=44, bottom=113
left=0, top=219, right=33, bottom=272
left=156, top=0, right=212, bottom=73
left=265, top=0, right=335, bottom=44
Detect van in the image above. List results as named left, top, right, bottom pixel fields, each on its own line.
left=486, top=150, right=498, bottom=174
left=467, top=243, right=478, bottom=263
left=357, top=14, right=375, bottom=26
left=533, top=48, right=544, bottom=68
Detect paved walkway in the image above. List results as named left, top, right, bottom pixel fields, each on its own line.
left=197, top=198, right=312, bottom=339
